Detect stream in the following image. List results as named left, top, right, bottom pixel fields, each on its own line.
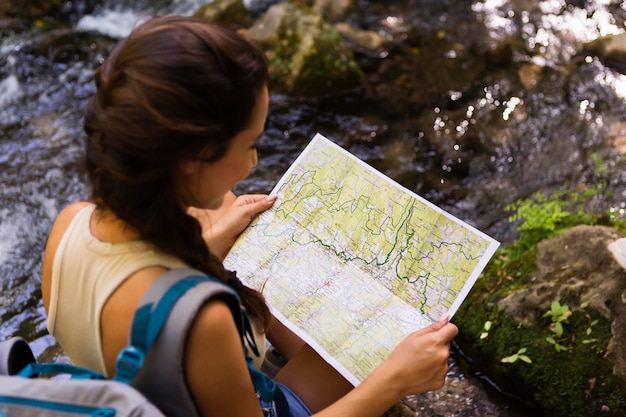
left=1, top=0, right=626, bottom=416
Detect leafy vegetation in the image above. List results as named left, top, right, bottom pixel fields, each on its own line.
left=501, top=347, right=532, bottom=364
left=454, top=154, right=626, bottom=416
left=507, top=154, right=626, bottom=249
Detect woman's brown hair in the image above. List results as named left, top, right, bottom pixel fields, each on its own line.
left=83, top=15, right=271, bottom=328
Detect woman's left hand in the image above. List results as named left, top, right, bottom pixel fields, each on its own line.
left=188, top=191, right=277, bottom=261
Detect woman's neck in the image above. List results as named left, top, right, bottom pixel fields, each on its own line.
left=91, top=207, right=143, bottom=243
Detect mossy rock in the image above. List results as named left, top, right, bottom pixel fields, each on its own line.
left=455, top=225, right=626, bottom=417
left=245, top=2, right=364, bottom=96
left=193, top=0, right=252, bottom=31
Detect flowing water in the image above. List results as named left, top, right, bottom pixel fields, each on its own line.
left=1, top=0, right=625, bottom=415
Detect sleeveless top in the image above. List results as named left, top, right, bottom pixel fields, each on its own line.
left=46, top=204, right=266, bottom=375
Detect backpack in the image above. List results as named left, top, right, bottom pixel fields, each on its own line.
left=0, top=338, right=166, bottom=417
left=0, top=268, right=288, bottom=417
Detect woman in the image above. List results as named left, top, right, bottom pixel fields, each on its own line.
left=41, top=15, right=458, bottom=417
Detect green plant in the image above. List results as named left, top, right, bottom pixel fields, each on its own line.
left=505, top=153, right=626, bottom=251
left=580, top=302, right=600, bottom=344
left=507, top=189, right=600, bottom=250
left=480, top=320, right=492, bottom=339
left=546, top=336, right=569, bottom=352
left=501, top=347, right=532, bottom=364
left=543, top=300, right=571, bottom=337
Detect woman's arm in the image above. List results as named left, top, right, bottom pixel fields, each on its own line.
left=185, top=300, right=265, bottom=417
left=266, top=316, right=306, bottom=361
left=313, top=318, right=458, bottom=417
left=185, top=299, right=457, bottom=417
left=274, top=317, right=458, bottom=416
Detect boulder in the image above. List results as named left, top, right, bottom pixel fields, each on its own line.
left=310, top=0, right=355, bottom=23
left=244, top=2, right=364, bottom=96
left=333, top=22, right=390, bottom=54
left=193, top=0, right=252, bottom=31
left=455, top=225, right=626, bottom=417
left=582, top=33, right=626, bottom=74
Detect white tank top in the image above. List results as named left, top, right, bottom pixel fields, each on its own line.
left=46, top=204, right=266, bottom=375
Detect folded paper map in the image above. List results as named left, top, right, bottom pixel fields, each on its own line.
left=224, top=133, right=500, bottom=386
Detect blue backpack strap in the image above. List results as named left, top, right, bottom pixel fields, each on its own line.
left=114, top=268, right=279, bottom=416
left=18, top=362, right=108, bottom=380
left=113, top=272, right=211, bottom=384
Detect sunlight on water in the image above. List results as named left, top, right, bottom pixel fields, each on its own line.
left=76, top=0, right=215, bottom=39
left=0, top=211, right=21, bottom=266
left=472, top=0, right=623, bottom=64
left=502, top=97, right=522, bottom=121
left=0, top=74, right=22, bottom=109
left=77, top=8, right=151, bottom=38
left=471, top=0, right=515, bottom=38
left=599, top=71, right=626, bottom=99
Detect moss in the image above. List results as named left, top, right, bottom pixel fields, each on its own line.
left=456, top=271, right=626, bottom=417
left=455, top=162, right=626, bottom=416
left=463, top=242, right=538, bottom=307
left=290, top=25, right=363, bottom=94
left=265, top=14, right=363, bottom=95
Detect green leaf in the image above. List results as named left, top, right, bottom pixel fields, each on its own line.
left=501, top=355, right=518, bottom=363
left=555, top=343, right=568, bottom=352
left=555, top=322, right=563, bottom=337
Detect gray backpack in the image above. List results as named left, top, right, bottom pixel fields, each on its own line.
left=0, top=268, right=287, bottom=417
left=0, top=337, right=165, bottom=416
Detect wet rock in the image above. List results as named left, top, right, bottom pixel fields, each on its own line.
left=2, top=0, right=63, bottom=22
left=455, top=225, right=626, bottom=417
left=366, top=34, right=488, bottom=115
left=517, top=62, right=542, bottom=91
left=193, top=0, right=252, bottom=31
left=381, top=401, right=414, bottom=417
left=582, top=33, right=626, bottom=74
left=245, top=2, right=364, bottom=96
left=334, top=22, right=390, bottom=54
left=0, top=2, right=21, bottom=35
left=309, top=0, right=355, bottom=24
left=608, top=121, right=626, bottom=154
left=1, top=0, right=98, bottom=30
left=404, top=357, right=507, bottom=417
left=245, top=0, right=282, bottom=19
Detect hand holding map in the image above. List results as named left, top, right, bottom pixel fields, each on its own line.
left=224, top=133, right=500, bottom=386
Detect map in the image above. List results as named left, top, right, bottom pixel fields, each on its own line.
left=224, top=133, right=500, bottom=386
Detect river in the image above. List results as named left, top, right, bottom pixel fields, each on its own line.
left=1, top=0, right=625, bottom=416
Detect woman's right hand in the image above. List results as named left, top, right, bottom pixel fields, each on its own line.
left=313, top=317, right=459, bottom=417
left=374, top=316, right=458, bottom=398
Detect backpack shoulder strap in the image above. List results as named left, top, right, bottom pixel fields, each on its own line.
left=114, top=267, right=266, bottom=417
left=114, top=267, right=243, bottom=382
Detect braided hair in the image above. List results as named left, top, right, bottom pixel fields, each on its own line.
left=83, top=15, right=271, bottom=328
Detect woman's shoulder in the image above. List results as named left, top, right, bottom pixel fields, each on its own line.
left=48, top=202, right=93, bottom=244
left=47, top=201, right=92, bottom=248
left=45, top=201, right=92, bottom=233
left=42, top=201, right=93, bottom=311
left=56, top=202, right=93, bottom=222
